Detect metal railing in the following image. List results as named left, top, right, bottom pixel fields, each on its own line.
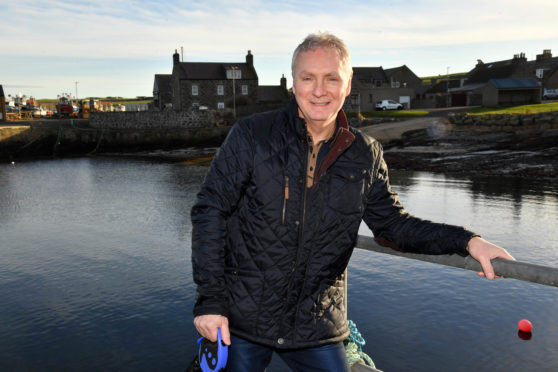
left=347, top=235, right=558, bottom=372
left=355, top=235, right=558, bottom=288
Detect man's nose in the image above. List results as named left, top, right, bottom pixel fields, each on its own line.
left=313, top=80, right=325, bottom=96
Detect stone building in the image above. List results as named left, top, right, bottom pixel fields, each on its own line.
left=153, top=50, right=289, bottom=116
left=528, top=49, right=558, bottom=93
left=343, top=65, right=424, bottom=112
left=447, top=50, right=558, bottom=107
left=152, top=74, right=172, bottom=111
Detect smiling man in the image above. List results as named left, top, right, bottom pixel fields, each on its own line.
left=191, top=32, right=514, bottom=372
left=292, top=45, right=352, bottom=143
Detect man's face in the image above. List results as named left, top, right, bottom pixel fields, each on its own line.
left=292, top=47, right=352, bottom=129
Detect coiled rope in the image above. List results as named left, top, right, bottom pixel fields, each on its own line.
left=344, top=320, right=375, bottom=368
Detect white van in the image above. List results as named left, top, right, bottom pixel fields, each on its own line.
left=375, top=100, right=403, bottom=110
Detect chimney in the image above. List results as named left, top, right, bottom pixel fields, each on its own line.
left=246, top=50, right=253, bottom=67
left=280, top=74, right=287, bottom=89
left=536, top=49, right=552, bottom=61
left=173, top=49, right=180, bottom=66
left=476, top=59, right=484, bottom=66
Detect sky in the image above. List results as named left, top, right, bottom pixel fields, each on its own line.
left=1, top=0, right=557, bottom=99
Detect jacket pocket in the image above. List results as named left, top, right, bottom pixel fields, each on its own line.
left=326, top=168, right=368, bottom=215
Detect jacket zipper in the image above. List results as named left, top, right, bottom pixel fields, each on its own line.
left=282, top=175, right=289, bottom=225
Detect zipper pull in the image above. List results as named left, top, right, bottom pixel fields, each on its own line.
left=282, top=175, right=289, bottom=224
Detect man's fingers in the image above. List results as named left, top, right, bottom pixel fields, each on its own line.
left=478, top=256, right=495, bottom=280
left=194, top=315, right=227, bottom=342
left=220, top=319, right=231, bottom=345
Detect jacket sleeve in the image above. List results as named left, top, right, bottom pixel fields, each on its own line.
left=362, top=142, right=477, bottom=256
left=190, top=120, right=254, bottom=317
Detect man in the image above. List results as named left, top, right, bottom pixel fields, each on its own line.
left=191, top=32, right=514, bottom=371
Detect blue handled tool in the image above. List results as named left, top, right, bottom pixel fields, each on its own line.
left=197, top=328, right=228, bottom=372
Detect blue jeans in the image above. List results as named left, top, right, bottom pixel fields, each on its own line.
left=225, top=335, right=351, bottom=372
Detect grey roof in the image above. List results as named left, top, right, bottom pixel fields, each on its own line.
left=527, top=55, right=558, bottom=70
left=177, top=62, right=258, bottom=80
left=384, top=65, right=416, bottom=78
left=489, top=78, right=540, bottom=89
left=448, top=82, right=486, bottom=93
left=466, top=59, right=520, bottom=83
left=257, top=86, right=289, bottom=103
left=352, top=67, right=387, bottom=82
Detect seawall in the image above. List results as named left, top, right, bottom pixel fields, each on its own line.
left=0, top=112, right=230, bottom=161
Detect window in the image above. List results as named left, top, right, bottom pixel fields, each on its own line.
left=192, top=85, right=198, bottom=96
left=217, top=85, right=224, bottom=95
left=241, top=85, right=248, bottom=95
left=536, top=69, right=544, bottom=79
left=391, top=81, right=400, bottom=88
left=217, top=102, right=225, bottom=109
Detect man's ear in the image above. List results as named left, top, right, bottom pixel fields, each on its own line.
left=345, top=72, right=353, bottom=97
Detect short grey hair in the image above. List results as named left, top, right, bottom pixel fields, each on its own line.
left=291, top=31, right=352, bottom=78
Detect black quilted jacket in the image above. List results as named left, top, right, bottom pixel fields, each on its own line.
left=191, top=99, right=476, bottom=349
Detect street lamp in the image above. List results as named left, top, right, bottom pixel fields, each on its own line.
left=231, top=66, right=238, bottom=118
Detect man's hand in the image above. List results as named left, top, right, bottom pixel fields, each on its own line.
left=194, top=314, right=231, bottom=345
left=467, top=236, right=515, bottom=280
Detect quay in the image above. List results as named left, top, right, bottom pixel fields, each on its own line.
left=0, top=118, right=230, bottom=161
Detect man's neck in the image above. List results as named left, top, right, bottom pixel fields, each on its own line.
left=300, top=109, right=337, bottom=143
left=307, top=120, right=336, bottom=144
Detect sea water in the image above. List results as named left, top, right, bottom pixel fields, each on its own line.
left=0, top=158, right=557, bottom=371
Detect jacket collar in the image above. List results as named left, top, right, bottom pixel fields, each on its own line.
left=312, top=111, right=355, bottom=189
left=287, top=99, right=356, bottom=188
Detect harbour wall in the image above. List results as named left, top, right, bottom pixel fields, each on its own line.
left=0, top=111, right=230, bottom=161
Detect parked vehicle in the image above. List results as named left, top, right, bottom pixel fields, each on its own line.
left=543, top=89, right=558, bottom=100
left=375, top=99, right=403, bottom=110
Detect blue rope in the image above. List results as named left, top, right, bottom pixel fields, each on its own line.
left=344, top=320, right=375, bottom=368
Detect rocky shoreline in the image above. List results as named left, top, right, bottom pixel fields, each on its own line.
left=3, top=112, right=557, bottom=179
left=380, top=117, right=558, bottom=178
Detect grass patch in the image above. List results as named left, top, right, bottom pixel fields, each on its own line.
left=468, top=102, right=558, bottom=115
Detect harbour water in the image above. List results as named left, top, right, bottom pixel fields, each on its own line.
left=0, top=157, right=557, bottom=371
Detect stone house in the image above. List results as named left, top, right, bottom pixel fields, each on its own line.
left=448, top=50, right=558, bottom=107
left=528, top=49, right=558, bottom=93
left=344, top=65, right=424, bottom=112
left=153, top=50, right=289, bottom=116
